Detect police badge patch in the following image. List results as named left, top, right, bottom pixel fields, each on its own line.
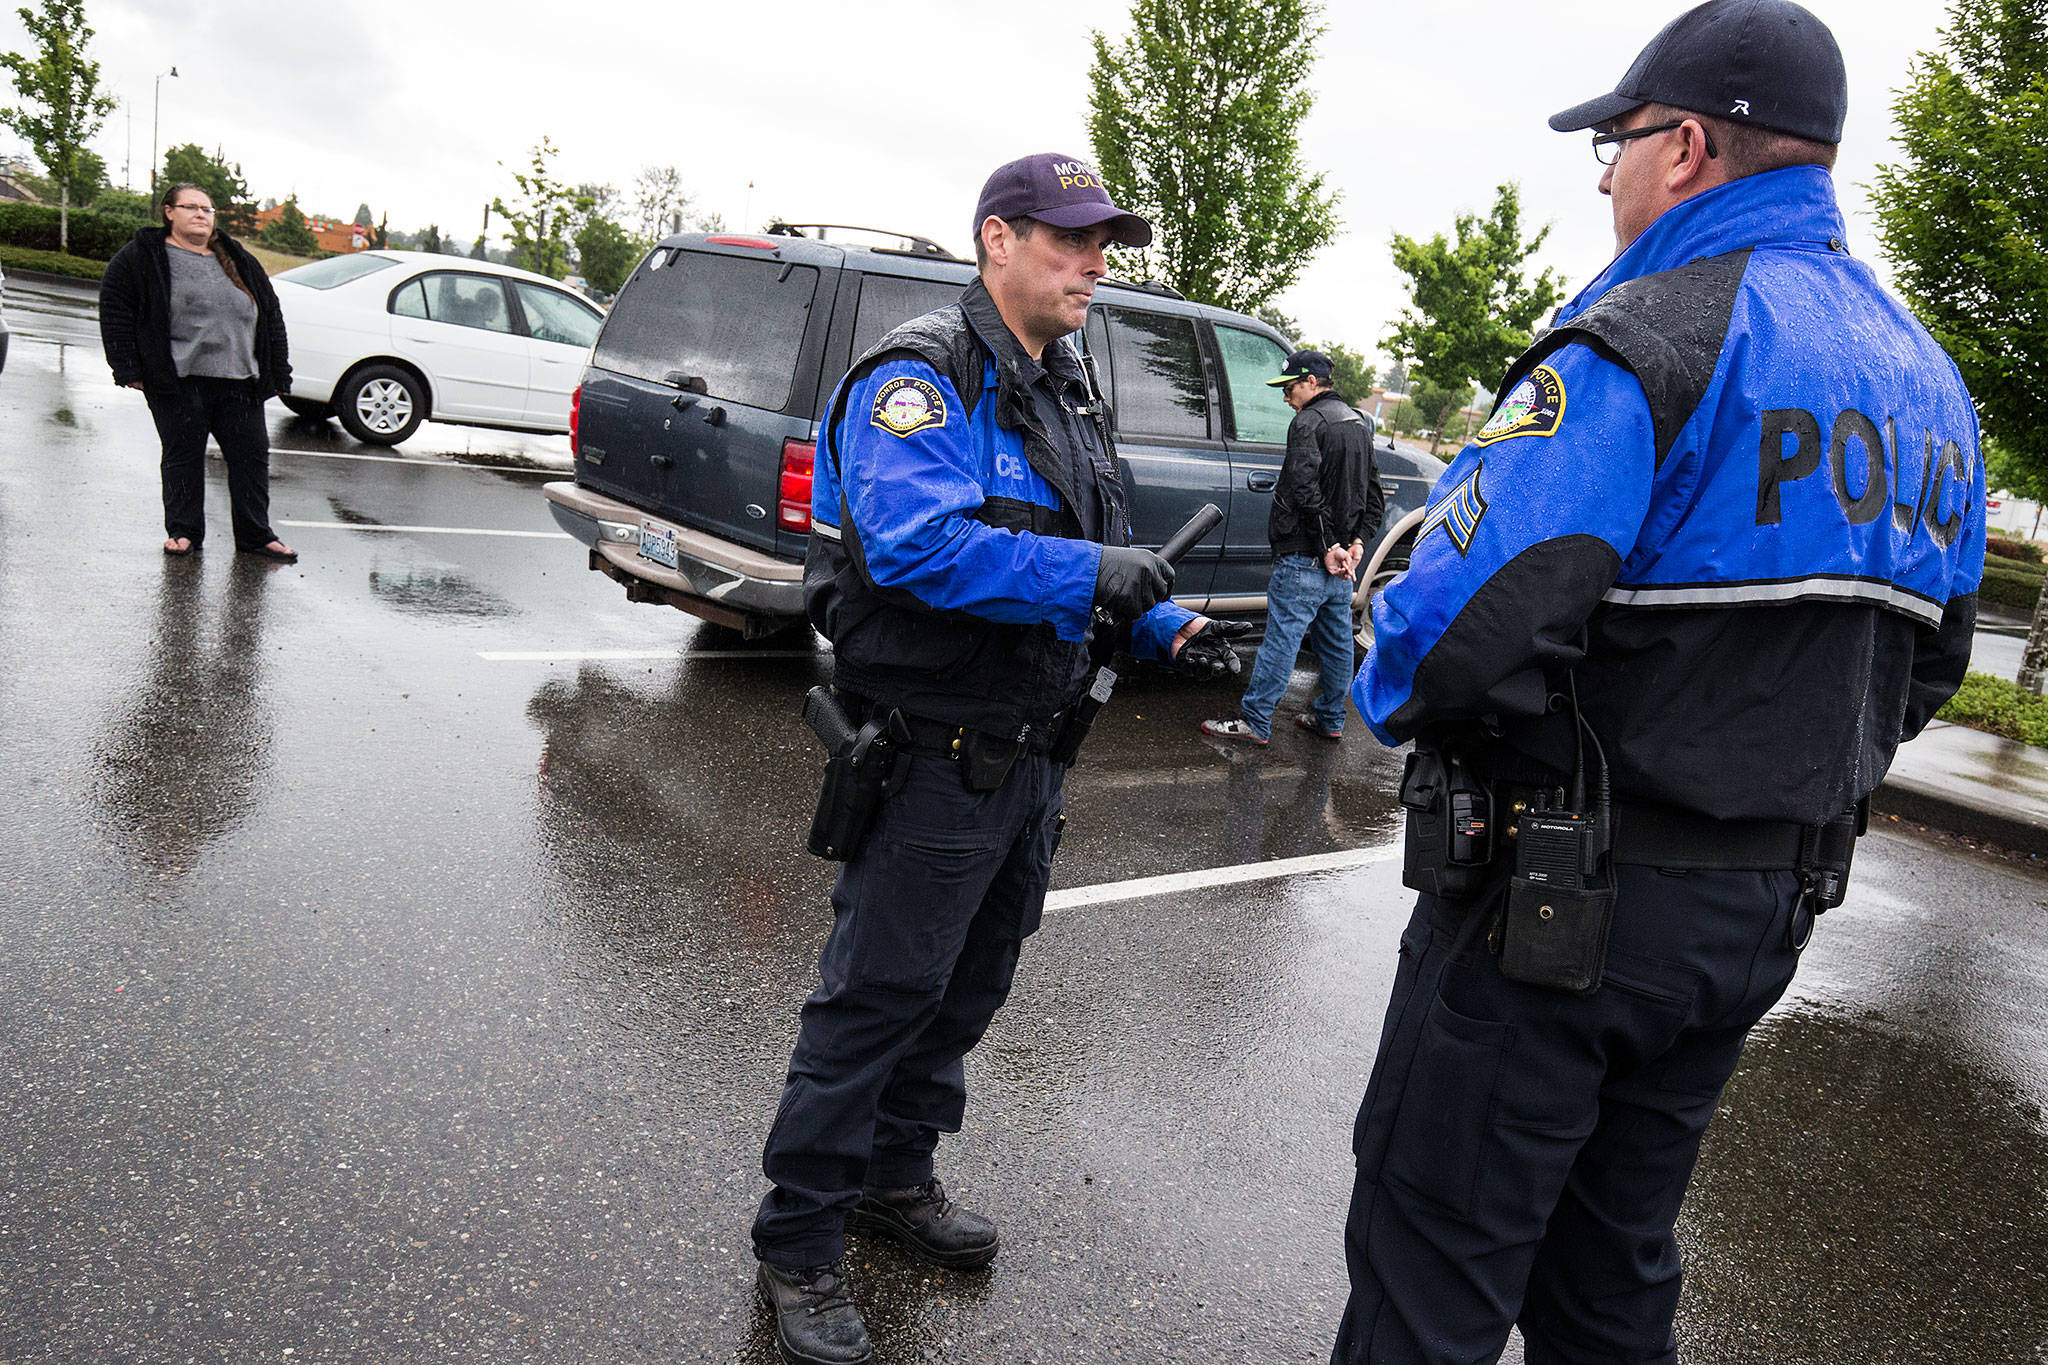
left=1473, top=364, right=1566, bottom=446
left=871, top=376, right=947, bottom=437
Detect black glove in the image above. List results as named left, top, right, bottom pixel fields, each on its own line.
left=1174, top=618, right=1254, bottom=679
left=1094, top=545, right=1174, bottom=621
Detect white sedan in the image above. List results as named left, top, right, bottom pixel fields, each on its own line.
left=271, top=251, right=604, bottom=445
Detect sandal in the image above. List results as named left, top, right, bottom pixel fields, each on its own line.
left=162, top=537, right=195, bottom=556
left=238, top=541, right=299, bottom=564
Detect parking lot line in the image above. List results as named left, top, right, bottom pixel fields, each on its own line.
left=477, top=649, right=818, bottom=661
left=276, top=520, right=572, bottom=539
left=1045, top=844, right=1400, bottom=913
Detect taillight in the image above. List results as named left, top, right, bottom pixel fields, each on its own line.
left=569, top=384, right=581, bottom=456
left=779, top=439, right=816, bottom=534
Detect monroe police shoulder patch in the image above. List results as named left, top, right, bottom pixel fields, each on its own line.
left=1473, top=364, right=1566, bottom=446
left=871, top=376, right=947, bottom=438
left=1419, top=464, right=1488, bottom=557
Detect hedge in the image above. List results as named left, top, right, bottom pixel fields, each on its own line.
left=1987, top=534, right=2045, bottom=564
left=1937, top=671, right=2048, bottom=747
left=1980, top=556, right=2046, bottom=613
left=0, top=202, right=153, bottom=259
left=0, top=243, right=106, bottom=279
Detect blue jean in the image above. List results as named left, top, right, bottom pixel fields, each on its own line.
left=1239, top=553, right=1356, bottom=737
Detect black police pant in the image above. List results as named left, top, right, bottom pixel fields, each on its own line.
left=1333, top=864, right=1805, bottom=1364
left=752, top=749, right=1064, bottom=1268
left=146, top=376, right=278, bottom=550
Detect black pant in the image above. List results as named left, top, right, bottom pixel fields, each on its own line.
left=752, top=750, right=1065, bottom=1268
left=1333, top=865, right=1805, bottom=1364
left=146, top=377, right=276, bottom=549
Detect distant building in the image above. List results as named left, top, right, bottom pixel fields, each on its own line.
left=251, top=203, right=370, bottom=254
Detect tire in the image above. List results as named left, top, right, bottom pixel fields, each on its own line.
left=336, top=364, right=427, bottom=445
left=280, top=396, right=334, bottom=422
left=1354, top=546, right=1411, bottom=649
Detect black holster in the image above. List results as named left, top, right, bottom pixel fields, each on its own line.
left=804, top=690, right=911, bottom=862
left=1399, top=746, right=1499, bottom=900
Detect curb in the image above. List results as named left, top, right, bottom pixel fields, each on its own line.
left=1871, top=777, right=2048, bottom=858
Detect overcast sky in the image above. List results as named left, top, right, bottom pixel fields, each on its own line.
left=5, top=0, right=1953, bottom=368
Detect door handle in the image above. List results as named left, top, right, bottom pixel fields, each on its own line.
left=1380, top=480, right=1398, bottom=495
left=1247, top=472, right=1278, bottom=492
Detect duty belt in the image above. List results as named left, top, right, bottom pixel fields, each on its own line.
left=842, top=694, right=1065, bottom=758
left=1610, top=799, right=1807, bottom=870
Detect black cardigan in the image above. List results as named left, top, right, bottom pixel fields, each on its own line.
left=99, top=226, right=291, bottom=397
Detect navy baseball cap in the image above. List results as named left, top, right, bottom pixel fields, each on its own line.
left=1266, top=349, right=1333, bottom=386
left=973, top=153, right=1154, bottom=249
left=1548, top=0, right=1847, bottom=144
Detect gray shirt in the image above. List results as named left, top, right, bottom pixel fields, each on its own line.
left=166, top=244, right=258, bottom=380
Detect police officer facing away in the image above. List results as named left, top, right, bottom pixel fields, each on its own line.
left=752, top=153, right=1246, bottom=1365
left=1338, top=3, right=1984, bottom=1361
left=1202, top=348, right=1381, bottom=744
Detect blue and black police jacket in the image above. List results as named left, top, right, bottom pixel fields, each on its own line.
left=806, top=278, right=1194, bottom=739
left=1357, top=166, right=1986, bottom=823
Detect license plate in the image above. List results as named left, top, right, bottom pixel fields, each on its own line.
left=637, top=519, right=679, bottom=570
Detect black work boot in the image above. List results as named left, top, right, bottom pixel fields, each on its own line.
left=755, top=1259, right=872, bottom=1365
left=847, top=1178, right=999, bottom=1270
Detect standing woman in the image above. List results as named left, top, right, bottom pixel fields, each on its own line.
left=100, top=184, right=297, bottom=561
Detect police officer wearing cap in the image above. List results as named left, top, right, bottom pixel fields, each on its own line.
left=1202, top=348, right=1381, bottom=745
left=750, top=152, right=1246, bottom=1365
left=1335, top=3, right=1985, bottom=1361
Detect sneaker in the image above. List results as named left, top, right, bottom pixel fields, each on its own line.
left=1200, top=717, right=1268, bottom=745
left=847, top=1178, right=999, bottom=1270
left=1293, top=712, right=1342, bottom=741
left=755, top=1260, right=873, bottom=1365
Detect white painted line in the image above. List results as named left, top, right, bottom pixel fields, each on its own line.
left=478, top=648, right=816, bottom=661
left=268, top=446, right=564, bottom=474
left=276, top=520, right=571, bottom=539
left=1045, top=843, right=1400, bottom=913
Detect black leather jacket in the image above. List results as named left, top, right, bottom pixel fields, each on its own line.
left=1269, top=391, right=1380, bottom=558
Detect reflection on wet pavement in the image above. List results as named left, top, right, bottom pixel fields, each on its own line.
left=90, top=559, right=277, bottom=872
left=368, top=567, right=513, bottom=620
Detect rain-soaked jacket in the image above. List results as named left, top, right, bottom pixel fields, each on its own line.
left=1356, top=165, right=1985, bottom=823
left=806, top=277, right=1194, bottom=739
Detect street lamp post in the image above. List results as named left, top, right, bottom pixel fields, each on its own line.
left=149, top=67, right=178, bottom=198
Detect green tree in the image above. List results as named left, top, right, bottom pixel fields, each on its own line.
left=418, top=222, right=443, bottom=254
left=1381, top=358, right=1409, bottom=394
left=1087, top=0, right=1339, bottom=311
left=1870, top=0, right=2048, bottom=687
left=1323, top=343, right=1375, bottom=403
left=493, top=137, right=588, bottom=279
left=1405, top=376, right=1472, bottom=452
left=0, top=0, right=115, bottom=252
left=1986, top=436, right=2048, bottom=539
left=1385, top=182, right=1564, bottom=427
left=257, top=194, right=318, bottom=255
left=573, top=215, right=643, bottom=295
left=160, top=143, right=255, bottom=233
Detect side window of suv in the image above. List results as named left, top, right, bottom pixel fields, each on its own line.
left=1214, top=325, right=1295, bottom=444
left=850, top=274, right=967, bottom=362
left=1102, top=306, right=1209, bottom=441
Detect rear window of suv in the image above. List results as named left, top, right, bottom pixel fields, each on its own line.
left=594, top=249, right=819, bottom=412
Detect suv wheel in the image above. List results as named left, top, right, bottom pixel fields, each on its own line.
left=1354, top=544, right=1411, bottom=649
left=337, top=364, right=426, bottom=445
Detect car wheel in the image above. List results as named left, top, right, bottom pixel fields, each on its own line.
left=1354, top=546, right=1411, bottom=649
left=336, top=364, right=426, bottom=445
left=280, top=396, right=334, bottom=422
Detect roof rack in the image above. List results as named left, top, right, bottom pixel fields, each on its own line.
left=1105, top=277, right=1186, bottom=300
left=766, top=222, right=961, bottom=261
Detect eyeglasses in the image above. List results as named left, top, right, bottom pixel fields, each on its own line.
left=1591, top=120, right=1718, bottom=166
left=170, top=203, right=215, bottom=215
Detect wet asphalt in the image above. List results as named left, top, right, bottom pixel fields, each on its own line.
left=2, top=275, right=2045, bottom=1364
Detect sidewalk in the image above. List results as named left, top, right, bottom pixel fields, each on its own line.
left=1877, top=719, right=2048, bottom=855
